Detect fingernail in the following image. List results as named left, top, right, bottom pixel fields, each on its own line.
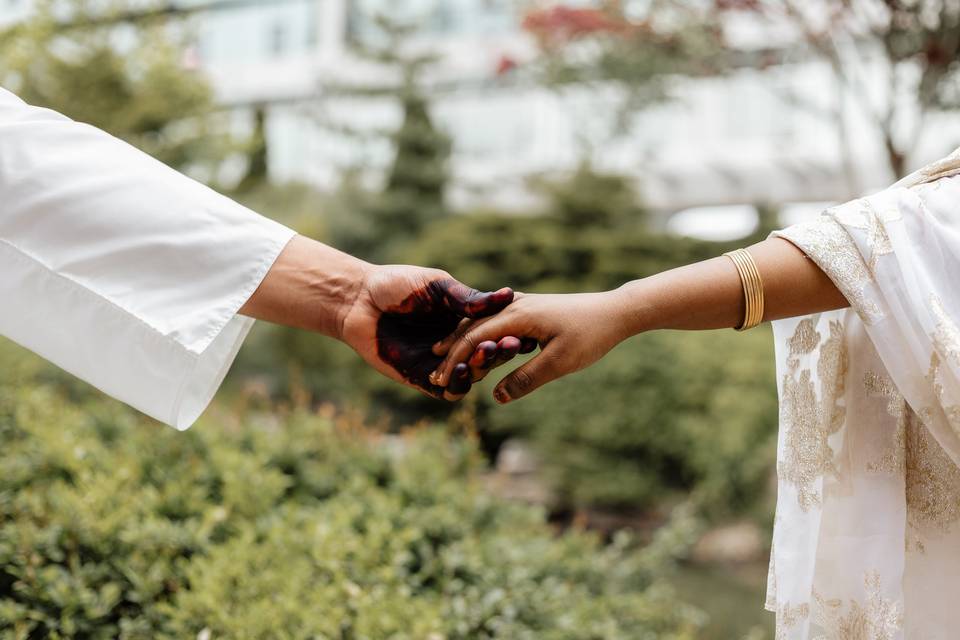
left=447, top=364, right=472, bottom=395
left=494, top=387, right=511, bottom=404
left=429, top=370, right=441, bottom=386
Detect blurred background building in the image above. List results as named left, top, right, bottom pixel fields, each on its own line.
left=7, top=0, right=960, bottom=238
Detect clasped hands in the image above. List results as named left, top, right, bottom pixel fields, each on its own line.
left=242, top=236, right=632, bottom=404
left=340, top=264, right=629, bottom=405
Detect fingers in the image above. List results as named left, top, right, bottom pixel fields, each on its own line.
left=436, top=279, right=514, bottom=319
left=519, top=337, right=539, bottom=354
left=493, top=347, right=563, bottom=404
left=442, top=363, right=472, bottom=401
left=434, top=314, right=517, bottom=387
left=467, top=340, right=499, bottom=381
left=492, top=336, right=523, bottom=368
left=432, top=318, right=475, bottom=357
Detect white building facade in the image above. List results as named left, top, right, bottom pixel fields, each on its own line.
left=5, top=0, right=960, bottom=233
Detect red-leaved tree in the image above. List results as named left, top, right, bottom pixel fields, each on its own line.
left=714, top=0, right=960, bottom=179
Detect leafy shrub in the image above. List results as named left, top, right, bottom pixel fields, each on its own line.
left=401, top=213, right=755, bottom=294
left=483, top=328, right=777, bottom=515
left=403, top=214, right=779, bottom=515
left=0, top=346, right=704, bottom=638
left=228, top=210, right=780, bottom=518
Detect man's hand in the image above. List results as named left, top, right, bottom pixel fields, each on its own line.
left=341, top=265, right=516, bottom=399
left=240, top=236, right=519, bottom=400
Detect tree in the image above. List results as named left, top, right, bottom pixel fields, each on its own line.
left=323, top=17, right=452, bottom=263
left=535, top=161, right=647, bottom=229
left=370, top=63, right=451, bottom=250
left=0, top=0, right=229, bottom=173
left=521, top=2, right=726, bottom=135
left=714, top=0, right=960, bottom=180
left=236, top=106, right=269, bottom=192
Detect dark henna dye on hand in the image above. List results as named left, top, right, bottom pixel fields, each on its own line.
left=447, top=363, right=472, bottom=396
left=470, top=341, right=498, bottom=369
left=519, top=337, right=539, bottom=354
left=376, top=279, right=513, bottom=398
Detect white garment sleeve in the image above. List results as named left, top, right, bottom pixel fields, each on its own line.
left=0, top=88, right=296, bottom=430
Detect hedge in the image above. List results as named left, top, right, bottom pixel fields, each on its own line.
left=0, top=345, right=704, bottom=638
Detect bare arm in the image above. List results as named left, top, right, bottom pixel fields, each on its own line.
left=618, top=237, right=848, bottom=334
left=240, top=235, right=518, bottom=400
left=435, top=237, right=848, bottom=403
left=239, top=235, right=370, bottom=339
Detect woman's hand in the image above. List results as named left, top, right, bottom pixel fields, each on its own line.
left=431, top=291, right=633, bottom=404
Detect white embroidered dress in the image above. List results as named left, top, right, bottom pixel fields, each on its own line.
left=767, top=152, right=960, bottom=639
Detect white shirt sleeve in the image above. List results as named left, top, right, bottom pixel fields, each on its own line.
left=0, top=88, right=296, bottom=430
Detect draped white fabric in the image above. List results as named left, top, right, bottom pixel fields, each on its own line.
left=0, top=88, right=295, bottom=430
left=767, top=156, right=960, bottom=639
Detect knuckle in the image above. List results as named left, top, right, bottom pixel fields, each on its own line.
left=508, top=369, right=536, bottom=394
left=461, top=331, right=482, bottom=352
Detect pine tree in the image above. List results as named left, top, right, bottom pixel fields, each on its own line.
left=329, top=16, right=452, bottom=262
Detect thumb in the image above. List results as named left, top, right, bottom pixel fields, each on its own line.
left=439, top=279, right=514, bottom=319
left=493, top=347, right=563, bottom=404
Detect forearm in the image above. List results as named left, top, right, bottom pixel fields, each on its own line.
left=239, top=235, right=371, bottom=339
left=614, top=238, right=849, bottom=335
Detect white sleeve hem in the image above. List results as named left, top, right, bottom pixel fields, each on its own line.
left=0, top=230, right=295, bottom=431
left=168, top=231, right=296, bottom=430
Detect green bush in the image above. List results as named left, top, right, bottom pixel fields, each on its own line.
left=0, top=346, right=704, bottom=638
left=227, top=210, right=780, bottom=518
left=483, top=328, right=777, bottom=515
left=401, top=213, right=757, bottom=294
left=403, top=214, right=779, bottom=515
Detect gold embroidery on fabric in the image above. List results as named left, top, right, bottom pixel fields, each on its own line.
left=776, top=601, right=810, bottom=640
left=819, top=321, right=849, bottom=435
left=923, top=322, right=960, bottom=438
left=864, top=216, right=894, bottom=277
left=925, top=351, right=945, bottom=407
left=864, top=372, right=907, bottom=476
left=905, top=408, right=960, bottom=540
left=931, top=295, right=960, bottom=366
left=775, top=217, right=882, bottom=324
left=779, top=320, right=847, bottom=511
left=811, top=571, right=903, bottom=640
left=788, top=318, right=821, bottom=364
left=832, top=201, right=896, bottom=277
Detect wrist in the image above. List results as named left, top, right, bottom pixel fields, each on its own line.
left=241, top=235, right=372, bottom=339
left=610, top=279, right=663, bottom=338
left=307, top=240, right=372, bottom=341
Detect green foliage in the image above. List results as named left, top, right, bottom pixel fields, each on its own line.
left=327, top=18, right=452, bottom=263
left=486, top=328, right=777, bottom=514
left=0, top=342, right=705, bottom=638
left=403, top=207, right=778, bottom=514
left=231, top=181, right=331, bottom=242
left=0, top=0, right=230, bottom=171
left=402, top=212, right=762, bottom=294
left=522, top=3, right=725, bottom=135
left=236, top=107, right=270, bottom=193
left=231, top=188, right=780, bottom=517
left=534, top=163, right=647, bottom=230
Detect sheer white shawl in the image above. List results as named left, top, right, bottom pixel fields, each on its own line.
left=766, top=151, right=960, bottom=639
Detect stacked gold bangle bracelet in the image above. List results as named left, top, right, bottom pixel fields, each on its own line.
left=724, top=248, right=765, bottom=332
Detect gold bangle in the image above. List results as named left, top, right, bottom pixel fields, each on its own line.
left=724, top=248, right=765, bottom=332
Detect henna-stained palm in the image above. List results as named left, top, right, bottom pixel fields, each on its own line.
left=340, top=266, right=515, bottom=399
